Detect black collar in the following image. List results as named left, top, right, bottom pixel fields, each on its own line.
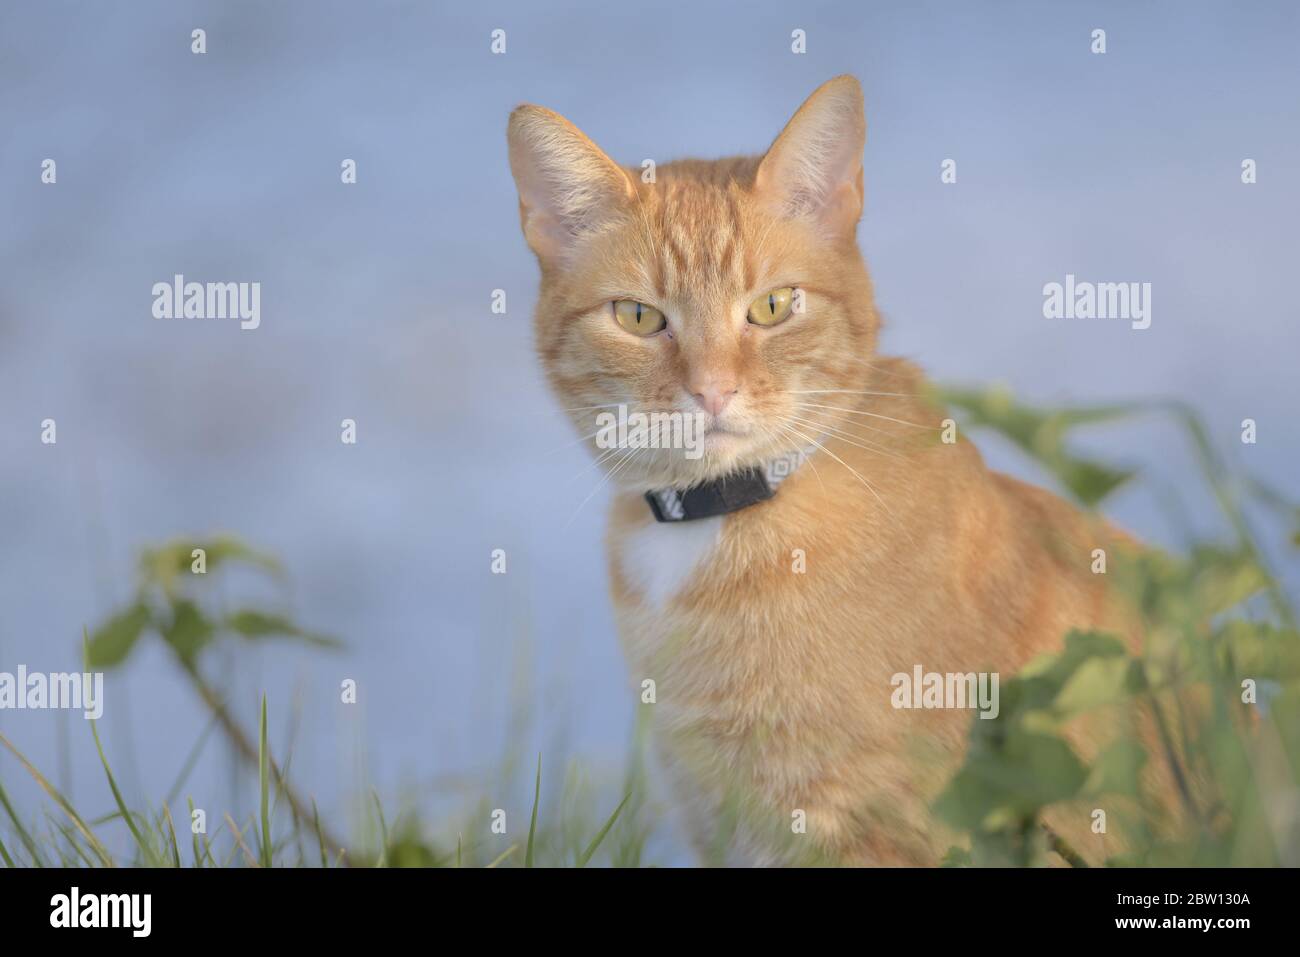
left=645, top=467, right=773, bottom=522
left=644, top=444, right=816, bottom=523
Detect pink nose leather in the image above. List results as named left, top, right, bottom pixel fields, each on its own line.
left=690, top=383, right=738, bottom=417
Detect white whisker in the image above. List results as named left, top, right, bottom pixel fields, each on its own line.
left=543, top=429, right=601, bottom=458
left=567, top=443, right=623, bottom=486
left=780, top=421, right=894, bottom=519
left=784, top=389, right=917, bottom=397
left=564, top=446, right=641, bottom=530
left=559, top=403, right=627, bottom=413
left=768, top=422, right=827, bottom=497
left=792, top=403, right=918, bottom=440
left=786, top=415, right=906, bottom=461
left=796, top=402, right=940, bottom=431
left=840, top=354, right=920, bottom=380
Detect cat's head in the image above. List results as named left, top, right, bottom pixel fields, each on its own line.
left=508, top=76, right=878, bottom=491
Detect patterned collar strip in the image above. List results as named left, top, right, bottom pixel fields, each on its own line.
left=644, top=443, right=818, bottom=523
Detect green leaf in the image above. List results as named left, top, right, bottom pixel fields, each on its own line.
left=86, top=603, right=151, bottom=669
left=1113, top=545, right=1272, bottom=627
left=1190, top=547, right=1270, bottom=617
left=202, top=535, right=283, bottom=572
left=144, top=535, right=282, bottom=578
left=934, top=729, right=1088, bottom=831
left=162, top=600, right=214, bottom=664
left=940, top=845, right=972, bottom=867
left=1054, top=654, right=1140, bottom=716
left=139, top=535, right=283, bottom=597
left=1055, top=459, right=1136, bottom=509
left=1215, top=621, right=1300, bottom=682
left=999, top=631, right=1131, bottom=718
left=939, top=386, right=1137, bottom=507
left=225, top=610, right=341, bottom=649
left=1083, top=739, right=1147, bottom=796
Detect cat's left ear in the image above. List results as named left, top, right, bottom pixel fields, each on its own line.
left=753, top=75, right=866, bottom=239
left=507, top=104, right=635, bottom=265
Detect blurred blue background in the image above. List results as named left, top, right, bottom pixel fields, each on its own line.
left=1, top=0, right=1297, bottom=857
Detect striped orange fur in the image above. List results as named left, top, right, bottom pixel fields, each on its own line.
left=508, top=76, right=1138, bottom=864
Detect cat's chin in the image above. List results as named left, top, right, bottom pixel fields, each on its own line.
left=700, top=426, right=748, bottom=455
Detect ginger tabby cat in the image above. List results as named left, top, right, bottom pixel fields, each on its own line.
left=508, top=76, right=1135, bottom=865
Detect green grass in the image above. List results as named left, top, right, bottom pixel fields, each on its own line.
left=1, top=385, right=1296, bottom=867
left=0, top=707, right=648, bottom=868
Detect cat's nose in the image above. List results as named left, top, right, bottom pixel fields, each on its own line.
left=689, top=382, right=738, bottom=417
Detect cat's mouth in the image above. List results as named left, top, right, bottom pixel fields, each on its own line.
left=702, top=423, right=749, bottom=447
left=704, top=422, right=743, bottom=436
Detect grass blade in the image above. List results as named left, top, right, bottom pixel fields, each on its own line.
left=310, top=800, right=330, bottom=868
left=90, top=715, right=155, bottom=864
left=225, top=813, right=258, bottom=867
left=258, top=694, right=272, bottom=868
left=50, top=818, right=97, bottom=867
left=0, top=730, right=112, bottom=866
left=525, top=753, right=541, bottom=868
left=0, top=833, right=15, bottom=867
left=187, top=797, right=205, bottom=867
left=162, top=804, right=182, bottom=868
left=311, top=800, right=328, bottom=868
left=486, top=843, right=517, bottom=868
left=164, top=713, right=218, bottom=809
left=576, top=792, right=632, bottom=868
left=0, top=780, right=44, bottom=866
left=371, top=790, right=388, bottom=868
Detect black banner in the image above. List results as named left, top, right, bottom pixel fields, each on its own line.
left=0, top=866, right=1283, bottom=943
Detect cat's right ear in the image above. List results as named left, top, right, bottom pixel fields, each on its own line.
left=507, top=105, right=635, bottom=264
left=754, top=75, right=866, bottom=240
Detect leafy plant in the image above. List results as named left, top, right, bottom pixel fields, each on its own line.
left=81, top=535, right=346, bottom=858
left=935, top=386, right=1299, bottom=866
left=85, top=535, right=337, bottom=672
left=3, top=390, right=1294, bottom=868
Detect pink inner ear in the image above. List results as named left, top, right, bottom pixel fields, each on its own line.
left=751, top=79, right=866, bottom=235
left=819, top=178, right=865, bottom=237
left=511, top=130, right=634, bottom=263
left=522, top=207, right=571, bottom=262
left=754, top=164, right=863, bottom=238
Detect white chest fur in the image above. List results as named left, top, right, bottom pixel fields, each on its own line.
left=616, top=514, right=724, bottom=609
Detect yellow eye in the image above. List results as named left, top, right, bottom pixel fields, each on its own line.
left=747, top=287, right=796, bottom=326
left=613, top=300, right=666, bottom=336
